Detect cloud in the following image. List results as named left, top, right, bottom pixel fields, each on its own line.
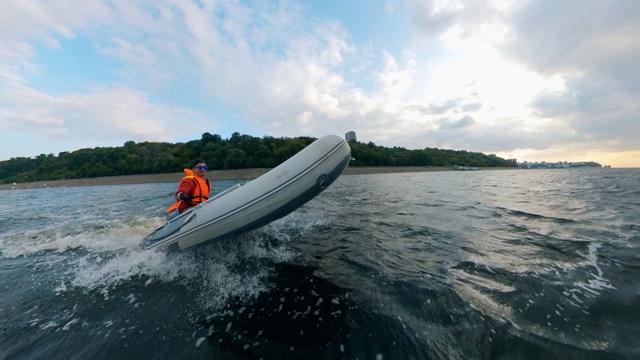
left=374, top=50, right=417, bottom=98
left=400, top=0, right=640, bottom=162
left=0, top=1, right=356, bottom=151
left=0, top=84, right=208, bottom=148
left=0, top=0, right=637, bottom=166
left=413, top=98, right=482, bottom=115
left=503, top=1, right=640, bottom=76
left=408, top=0, right=460, bottom=36
left=501, top=0, right=640, bottom=153
left=440, top=115, right=476, bottom=129
left=461, top=102, right=482, bottom=112
left=427, top=98, right=462, bottom=114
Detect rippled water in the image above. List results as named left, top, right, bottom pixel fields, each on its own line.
left=1, top=168, right=638, bottom=359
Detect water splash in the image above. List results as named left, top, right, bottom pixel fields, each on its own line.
left=0, top=216, right=164, bottom=258
left=52, top=208, right=324, bottom=312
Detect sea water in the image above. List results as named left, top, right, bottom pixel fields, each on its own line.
left=0, top=169, right=638, bottom=359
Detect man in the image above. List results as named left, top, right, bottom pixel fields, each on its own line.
left=166, top=159, right=211, bottom=220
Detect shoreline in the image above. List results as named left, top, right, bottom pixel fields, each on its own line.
left=0, top=166, right=519, bottom=190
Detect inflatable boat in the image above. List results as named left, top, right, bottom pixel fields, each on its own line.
left=142, top=134, right=351, bottom=251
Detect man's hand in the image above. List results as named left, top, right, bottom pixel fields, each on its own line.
left=176, top=192, right=187, bottom=201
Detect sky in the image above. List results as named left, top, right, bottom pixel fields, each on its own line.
left=1, top=0, right=639, bottom=167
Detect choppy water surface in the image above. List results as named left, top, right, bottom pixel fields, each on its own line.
left=1, top=168, right=638, bottom=359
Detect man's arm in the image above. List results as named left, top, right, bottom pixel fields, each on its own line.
left=175, top=179, right=195, bottom=201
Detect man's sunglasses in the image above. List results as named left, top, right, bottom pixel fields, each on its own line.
left=196, top=165, right=208, bottom=170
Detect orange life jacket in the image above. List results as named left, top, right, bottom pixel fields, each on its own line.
left=165, top=169, right=211, bottom=213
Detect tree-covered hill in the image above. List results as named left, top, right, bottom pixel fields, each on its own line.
left=0, top=132, right=517, bottom=184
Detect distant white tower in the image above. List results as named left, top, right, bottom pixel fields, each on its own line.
left=345, top=131, right=357, bottom=142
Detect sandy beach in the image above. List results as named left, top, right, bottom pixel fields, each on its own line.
left=0, top=166, right=517, bottom=190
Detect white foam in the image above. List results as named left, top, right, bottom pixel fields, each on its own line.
left=69, top=248, right=196, bottom=291
left=0, top=216, right=164, bottom=258
left=185, top=212, right=325, bottom=310
left=260, top=207, right=328, bottom=242
left=3, top=203, right=323, bottom=316
left=195, top=255, right=269, bottom=311
left=450, top=268, right=516, bottom=293
left=62, top=318, right=79, bottom=331
left=60, top=218, right=303, bottom=310
left=40, top=321, right=58, bottom=330
left=571, top=242, right=617, bottom=298
left=195, top=337, right=206, bottom=347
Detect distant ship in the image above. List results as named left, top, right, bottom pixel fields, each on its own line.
left=604, top=165, right=612, bottom=168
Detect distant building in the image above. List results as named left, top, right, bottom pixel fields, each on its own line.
left=345, top=131, right=357, bottom=142
left=518, top=160, right=601, bottom=169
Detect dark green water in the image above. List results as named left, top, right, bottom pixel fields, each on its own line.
left=1, top=168, right=638, bottom=359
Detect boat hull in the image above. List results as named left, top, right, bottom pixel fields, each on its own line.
left=142, top=135, right=351, bottom=251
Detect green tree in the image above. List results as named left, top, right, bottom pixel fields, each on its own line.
left=124, top=154, right=145, bottom=174
left=153, top=153, right=177, bottom=173
left=224, top=148, right=246, bottom=169
left=253, top=145, right=275, bottom=168
left=0, top=132, right=521, bottom=184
